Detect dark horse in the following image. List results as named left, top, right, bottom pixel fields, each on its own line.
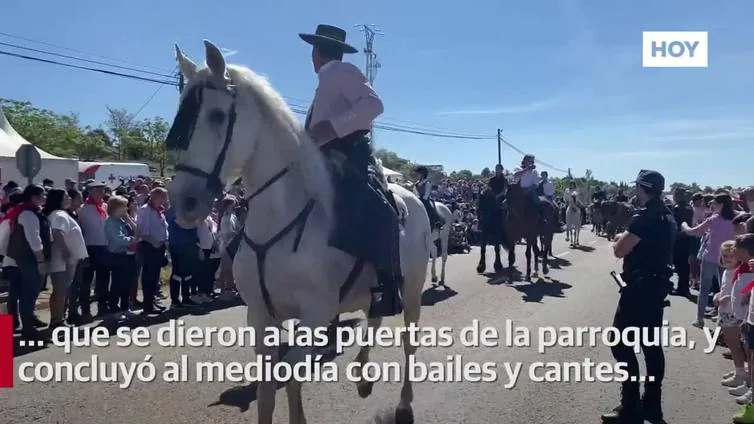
left=505, top=183, right=558, bottom=279
left=601, top=199, right=634, bottom=241
left=476, top=188, right=514, bottom=274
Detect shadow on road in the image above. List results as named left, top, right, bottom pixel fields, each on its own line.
left=421, top=284, right=458, bottom=306
left=210, top=340, right=346, bottom=411
left=13, top=296, right=245, bottom=358
left=484, top=268, right=523, bottom=285
left=548, top=256, right=572, bottom=269
left=509, top=278, right=572, bottom=303
left=571, top=245, right=595, bottom=252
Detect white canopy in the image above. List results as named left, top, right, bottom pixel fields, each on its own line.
left=0, top=106, right=78, bottom=186
left=382, top=166, right=404, bottom=183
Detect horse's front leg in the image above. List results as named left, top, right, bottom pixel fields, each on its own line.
left=280, top=309, right=333, bottom=424
left=396, top=290, right=421, bottom=424
left=539, top=237, right=548, bottom=275
left=476, top=238, right=487, bottom=273
left=507, top=242, right=516, bottom=271
left=493, top=244, right=503, bottom=273
left=430, top=239, right=438, bottom=283
left=440, top=236, right=448, bottom=286
left=353, top=317, right=383, bottom=398
left=524, top=242, right=532, bottom=280
left=251, top=310, right=278, bottom=424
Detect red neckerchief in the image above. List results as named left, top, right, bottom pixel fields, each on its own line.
left=149, top=201, right=165, bottom=216
left=85, top=196, right=107, bottom=218
left=736, top=262, right=754, bottom=296
left=1, top=202, right=40, bottom=230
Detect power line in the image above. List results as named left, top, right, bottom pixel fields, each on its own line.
left=0, top=49, right=178, bottom=85
left=0, top=47, right=506, bottom=142
left=0, top=41, right=175, bottom=79
left=499, top=135, right=567, bottom=173
left=2, top=37, right=494, bottom=139
left=0, top=31, right=168, bottom=73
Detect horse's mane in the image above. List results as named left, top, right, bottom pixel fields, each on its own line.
left=224, top=65, right=334, bottom=222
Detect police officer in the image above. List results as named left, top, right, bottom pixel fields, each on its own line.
left=602, top=169, right=676, bottom=424
left=671, top=188, right=693, bottom=296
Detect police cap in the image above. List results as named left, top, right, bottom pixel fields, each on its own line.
left=633, top=169, right=665, bottom=193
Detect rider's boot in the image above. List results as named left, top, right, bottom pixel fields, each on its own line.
left=369, top=206, right=404, bottom=318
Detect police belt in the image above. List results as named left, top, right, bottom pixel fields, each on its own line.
left=620, top=268, right=672, bottom=290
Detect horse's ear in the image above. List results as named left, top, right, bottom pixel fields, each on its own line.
left=175, top=44, right=197, bottom=80
left=203, top=40, right=226, bottom=78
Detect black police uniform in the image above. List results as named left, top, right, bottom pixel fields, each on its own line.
left=671, top=194, right=694, bottom=295
left=603, top=170, right=676, bottom=424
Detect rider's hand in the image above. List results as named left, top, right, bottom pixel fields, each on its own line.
left=309, top=121, right=337, bottom=145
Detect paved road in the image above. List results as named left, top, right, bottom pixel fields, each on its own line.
left=4, top=228, right=739, bottom=423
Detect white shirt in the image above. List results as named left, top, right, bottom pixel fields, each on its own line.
left=2, top=210, right=49, bottom=267
left=519, top=169, right=539, bottom=188
left=541, top=179, right=555, bottom=197
left=307, top=60, right=384, bottom=140
left=79, top=203, right=107, bottom=246
left=49, top=210, right=89, bottom=273
left=197, top=216, right=216, bottom=250
left=219, top=213, right=239, bottom=249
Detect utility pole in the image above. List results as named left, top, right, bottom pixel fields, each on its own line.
left=497, top=128, right=503, bottom=166
left=178, top=69, right=184, bottom=94
left=356, top=24, right=382, bottom=143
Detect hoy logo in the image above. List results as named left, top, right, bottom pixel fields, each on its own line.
left=642, top=31, right=708, bottom=68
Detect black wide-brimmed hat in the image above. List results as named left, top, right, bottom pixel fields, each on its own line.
left=299, top=24, right=358, bottom=54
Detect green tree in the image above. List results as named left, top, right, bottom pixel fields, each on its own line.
left=451, top=169, right=473, bottom=180
left=140, top=117, right=170, bottom=176
left=1, top=98, right=86, bottom=158
left=374, top=148, right=413, bottom=176
left=480, top=167, right=491, bottom=178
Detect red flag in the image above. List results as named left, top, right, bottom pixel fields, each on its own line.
left=0, top=314, right=13, bottom=388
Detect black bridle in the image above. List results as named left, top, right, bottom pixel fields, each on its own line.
left=165, top=77, right=361, bottom=319
left=165, top=81, right=238, bottom=196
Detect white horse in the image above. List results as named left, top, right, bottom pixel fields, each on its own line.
left=167, top=41, right=430, bottom=424
left=565, top=190, right=582, bottom=247
left=428, top=202, right=453, bottom=286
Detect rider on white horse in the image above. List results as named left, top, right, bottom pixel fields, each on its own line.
left=300, top=24, right=402, bottom=318
left=413, top=166, right=445, bottom=230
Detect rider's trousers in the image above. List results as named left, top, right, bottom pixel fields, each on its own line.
left=322, top=132, right=401, bottom=278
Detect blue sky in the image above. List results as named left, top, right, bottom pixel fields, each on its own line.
left=2, top=0, right=752, bottom=187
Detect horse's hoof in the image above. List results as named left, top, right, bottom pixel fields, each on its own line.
left=357, top=381, right=374, bottom=398
left=476, top=263, right=486, bottom=274
left=493, top=262, right=503, bottom=273
left=395, top=406, right=415, bottom=424
left=439, top=280, right=445, bottom=286
left=543, top=267, right=549, bottom=275
left=431, top=276, right=438, bottom=283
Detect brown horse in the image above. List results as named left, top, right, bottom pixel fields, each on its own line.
left=601, top=199, right=634, bottom=240
left=505, top=183, right=558, bottom=279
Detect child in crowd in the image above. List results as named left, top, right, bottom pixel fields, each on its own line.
left=715, top=241, right=748, bottom=389
left=733, top=234, right=754, bottom=423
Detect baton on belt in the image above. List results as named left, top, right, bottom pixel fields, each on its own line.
left=609, top=271, right=672, bottom=307
left=609, top=271, right=626, bottom=289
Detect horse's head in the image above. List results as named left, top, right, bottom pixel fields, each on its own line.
left=165, top=41, right=257, bottom=220
left=166, top=40, right=310, bottom=222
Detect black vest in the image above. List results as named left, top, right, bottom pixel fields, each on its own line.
left=7, top=210, right=52, bottom=263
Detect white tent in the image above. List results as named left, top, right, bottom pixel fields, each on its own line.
left=0, top=106, right=78, bottom=186
left=382, top=166, right=404, bottom=183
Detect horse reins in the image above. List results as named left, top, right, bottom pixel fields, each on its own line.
left=167, top=78, right=362, bottom=320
